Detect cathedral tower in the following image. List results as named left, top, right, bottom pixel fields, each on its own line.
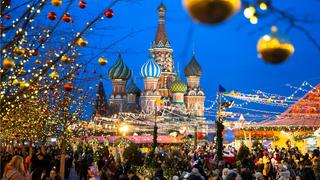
left=140, top=55, right=162, bottom=113
left=184, top=53, right=205, bottom=117
left=108, top=53, right=131, bottom=113
left=150, top=3, right=175, bottom=101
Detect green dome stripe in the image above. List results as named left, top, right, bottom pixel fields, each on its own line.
left=108, top=54, right=131, bottom=80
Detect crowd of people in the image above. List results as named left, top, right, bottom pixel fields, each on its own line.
left=1, top=145, right=72, bottom=180
left=1, top=142, right=320, bottom=180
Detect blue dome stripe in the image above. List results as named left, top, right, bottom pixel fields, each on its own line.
left=141, top=56, right=162, bottom=78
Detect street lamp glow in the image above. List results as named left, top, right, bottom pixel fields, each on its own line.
left=119, top=124, right=129, bottom=135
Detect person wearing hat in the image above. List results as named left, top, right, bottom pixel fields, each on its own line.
left=277, top=164, right=290, bottom=180
left=31, top=151, right=50, bottom=180
left=254, top=172, right=263, bottom=180
left=187, top=168, right=204, bottom=180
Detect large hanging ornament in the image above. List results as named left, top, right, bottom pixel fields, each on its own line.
left=98, top=56, right=108, bottom=65
left=78, top=1, right=86, bottom=8
left=2, top=58, right=15, bottom=69
left=62, top=13, right=72, bottom=23
left=183, top=0, right=241, bottom=24
left=48, top=12, right=57, bottom=21
left=76, top=38, right=88, bottom=47
left=104, top=9, right=114, bottom=18
left=257, top=26, right=295, bottom=64
left=52, top=0, right=62, bottom=6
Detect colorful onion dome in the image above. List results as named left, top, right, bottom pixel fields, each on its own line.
left=184, top=53, right=202, bottom=77
left=126, top=78, right=141, bottom=95
left=169, top=75, right=187, bottom=93
left=108, top=53, right=131, bottom=80
left=141, top=56, right=162, bottom=78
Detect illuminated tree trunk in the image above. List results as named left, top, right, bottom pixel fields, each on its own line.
left=60, top=139, right=66, bottom=180
left=194, top=126, right=198, bottom=147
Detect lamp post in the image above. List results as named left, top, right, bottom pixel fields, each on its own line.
left=216, top=85, right=233, bottom=161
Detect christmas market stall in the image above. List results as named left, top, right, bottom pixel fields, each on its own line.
left=234, top=84, right=320, bottom=153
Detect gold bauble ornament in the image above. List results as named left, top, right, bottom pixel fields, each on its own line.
left=76, top=38, right=88, bottom=47
left=2, top=58, right=15, bottom=69
left=49, top=71, right=59, bottom=79
left=52, top=0, right=62, bottom=6
left=183, top=0, right=241, bottom=24
left=61, top=55, right=71, bottom=63
left=19, top=81, right=29, bottom=89
left=98, top=56, right=108, bottom=65
left=12, top=79, right=20, bottom=86
left=13, top=47, right=25, bottom=56
left=257, top=26, right=295, bottom=64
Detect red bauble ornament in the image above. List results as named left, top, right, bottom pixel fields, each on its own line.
left=78, top=1, right=86, bottom=8
left=0, top=24, right=4, bottom=32
left=40, top=37, right=45, bottom=44
left=64, top=83, right=74, bottom=91
left=48, top=11, right=57, bottom=21
left=62, top=13, right=72, bottom=22
left=30, top=49, right=38, bottom=56
left=197, top=132, right=204, bottom=140
left=4, top=0, right=11, bottom=7
left=104, top=9, right=114, bottom=18
left=5, top=15, right=11, bottom=20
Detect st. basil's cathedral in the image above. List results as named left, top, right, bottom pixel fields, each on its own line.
left=93, top=3, right=206, bottom=122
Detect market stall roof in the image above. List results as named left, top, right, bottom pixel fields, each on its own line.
left=248, top=84, right=320, bottom=128
left=80, top=135, right=184, bottom=144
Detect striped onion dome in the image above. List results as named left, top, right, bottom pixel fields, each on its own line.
left=126, top=78, right=141, bottom=95
left=108, top=53, right=131, bottom=80
left=169, top=75, right=187, bottom=93
left=184, top=54, right=202, bottom=77
left=140, top=56, right=162, bottom=78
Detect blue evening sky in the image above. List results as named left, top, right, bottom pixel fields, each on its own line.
left=34, top=0, right=320, bottom=119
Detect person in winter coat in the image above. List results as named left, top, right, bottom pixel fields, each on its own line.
left=31, top=152, right=50, bottom=180
left=151, top=168, right=167, bottom=180
left=277, top=165, right=290, bottom=180
left=187, top=168, right=205, bottom=180
left=127, top=169, right=140, bottom=180
left=3, top=155, right=26, bottom=180
left=302, top=159, right=316, bottom=180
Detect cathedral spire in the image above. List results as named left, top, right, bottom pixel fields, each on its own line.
left=154, top=2, right=169, bottom=45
